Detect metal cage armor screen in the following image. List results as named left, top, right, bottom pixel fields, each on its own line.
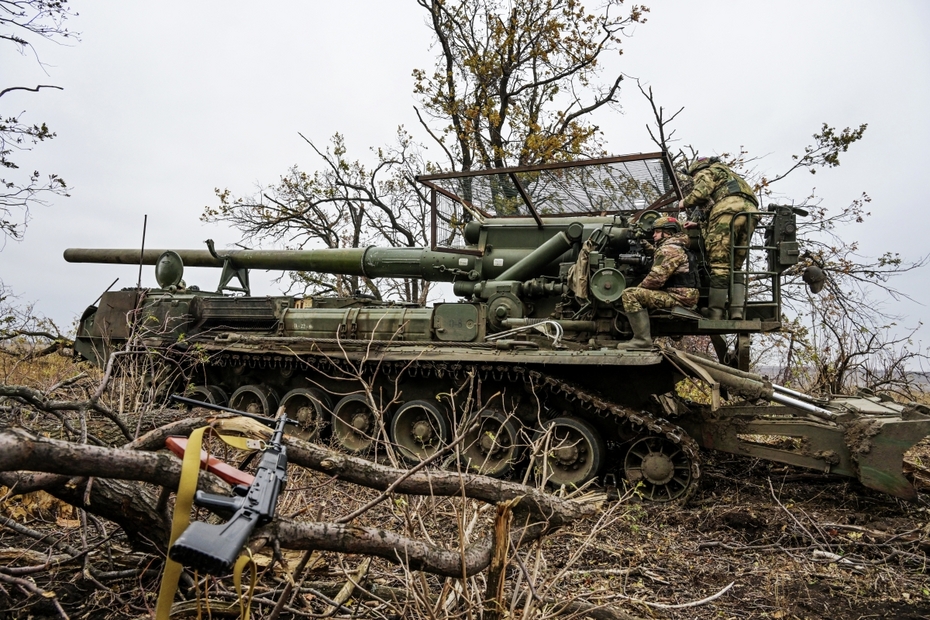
left=416, top=153, right=680, bottom=251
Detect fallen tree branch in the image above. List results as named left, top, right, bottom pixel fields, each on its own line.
left=136, top=416, right=600, bottom=526
left=267, top=512, right=549, bottom=578
left=0, top=427, right=185, bottom=487
left=646, top=581, right=736, bottom=609
left=287, top=436, right=598, bottom=527
left=0, top=421, right=599, bottom=578
left=0, top=385, right=131, bottom=441
left=0, top=571, right=70, bottom=619
left=335, top=420, right=478, bottom=524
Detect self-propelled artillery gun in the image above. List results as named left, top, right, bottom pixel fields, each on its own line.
left=64, top=153, right=930, bottom=501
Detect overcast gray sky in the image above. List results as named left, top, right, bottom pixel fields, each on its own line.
left=2, top=1, right=929, bottom=337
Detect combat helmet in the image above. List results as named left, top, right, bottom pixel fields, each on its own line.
left=802, top=264, right=826, bottom=294
left=651, top=216, right=681, bottom=233
left=686, top=156, right=719, bottom=176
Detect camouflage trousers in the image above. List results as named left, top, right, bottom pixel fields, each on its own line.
left=620, top=286, right=699, bottom=313
left=704, top=196, right=759, bottom=289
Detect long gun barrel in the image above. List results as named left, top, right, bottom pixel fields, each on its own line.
left=64, top=246, right=472, bottom=282
left=64, top=246, right=566, bottom=284
left=167, top=397, right=295, bottom=575
left=63, top=220, right=631, bottom=285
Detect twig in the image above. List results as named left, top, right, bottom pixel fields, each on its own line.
left=768, top=478, right=827, bottom=550
left=0, top=384, right=132, bottom=440
left=0, top=515, right=82, bottom=556
left=324, top=557, right=371, bottom=616
left=268, top=549, right=323, bottom=620
left=821, top=523, right=926, bottom=546
left=562, top=568, right=634, bottom=578
left=600, top=581, right=736, bottom=610
left=0, top=85, right=64, bottom=98
left=335, top=420, right=477, bottom=524
left=0, top=571, right=70, bottom=619
left=698, top=540, right=786, bottom=552
left=811, top=549, right=865, bottom=573
left=646, top=581, right=735, bottom=609
left=47, top=372, right=88, bottom=393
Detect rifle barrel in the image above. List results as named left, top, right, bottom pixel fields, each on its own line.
left=170, top=394, right=297, bottom=427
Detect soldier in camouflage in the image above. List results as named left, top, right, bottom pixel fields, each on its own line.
left=617, top=217, right=699, bottom=350
left=680, top=157, right=759, bottom=320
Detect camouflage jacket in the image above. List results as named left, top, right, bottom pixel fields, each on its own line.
left=639, top=234, right=700, bottom=307
left=682, top=163, right=758, bottom=210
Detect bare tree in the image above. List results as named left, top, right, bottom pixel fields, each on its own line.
left=747, top=125, right=927, bottom=397
left=413, top=0, right=648, bottom=170
left=206, top=0, right=650, bottom=302
left=203, top=130, right=434, bottom=303
left=766, top=193, right=928, bottom=397
left=1, top=0, right=78, bottom=244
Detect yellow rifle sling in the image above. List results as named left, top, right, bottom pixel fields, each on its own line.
left=234, top=551, right=257, bottom=620
left=155, top=427, right=258, bottom=618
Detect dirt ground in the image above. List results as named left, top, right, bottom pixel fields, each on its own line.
left=2, top=438, right=929, bottom=619
left=549, top=447, right=930, bottom=620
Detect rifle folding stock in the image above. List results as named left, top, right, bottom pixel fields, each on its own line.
left=169, top=511, right=258, bottom=575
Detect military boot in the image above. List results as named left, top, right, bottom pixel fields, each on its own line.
left=706, top=287, right=729, bottom=320
left=729, top=281, right=747, bottom=320
left=617, top=309, right=653, bottom=350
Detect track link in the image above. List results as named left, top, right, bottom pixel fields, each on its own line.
left=202, top=350, right=702, bottom=499
left=524, top=369, right=702, bottom=496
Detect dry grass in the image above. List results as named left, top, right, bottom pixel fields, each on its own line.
left=0, top=344, right=83, bottom=389
left=3, top=438, right=929, bottom=619
left=2, top=352, right=930, bottom=619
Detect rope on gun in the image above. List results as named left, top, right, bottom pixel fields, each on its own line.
left=155, top=396, right=295, bottom=620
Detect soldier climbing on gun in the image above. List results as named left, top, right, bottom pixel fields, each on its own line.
left=617, top=217, right=699, bottom=350
left=679, top=157, right=760, bottom=320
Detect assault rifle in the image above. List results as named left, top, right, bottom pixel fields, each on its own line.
left=167, top=395, right=296, bottom=575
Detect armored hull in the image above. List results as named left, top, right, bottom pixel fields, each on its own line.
left=65, top=154, right=930, bottom=501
